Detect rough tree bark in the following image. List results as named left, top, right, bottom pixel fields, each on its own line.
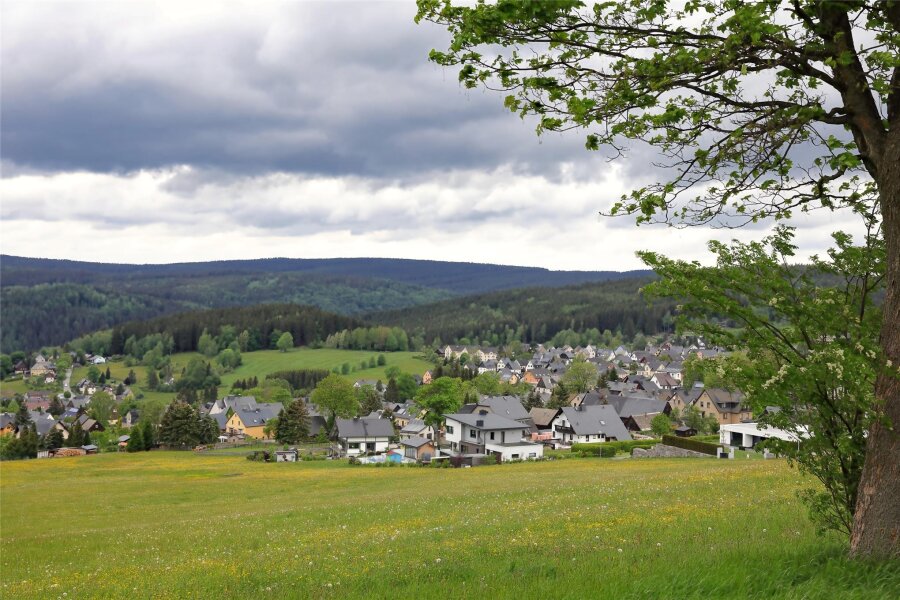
left=850, top=130, right=900, bottom=558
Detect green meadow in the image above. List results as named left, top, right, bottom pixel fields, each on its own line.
left=1, top=453, right=896, bottom=599
left=69, top=348, right=432, bottom=400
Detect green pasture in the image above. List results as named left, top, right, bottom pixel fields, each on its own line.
left=1, top=453, right=896, bottom=599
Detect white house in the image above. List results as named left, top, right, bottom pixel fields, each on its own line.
left=719, top=422, right=804, bottom=449
left=551, top=405, right=632, bottom=445
left=335, top=417, right=394, bottom=456
left=443, top=411, right=543, bottom=462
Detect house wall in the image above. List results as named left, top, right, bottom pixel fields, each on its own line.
left=343, top=437, right=390, bottom=455
left=225, top=414, right=270, bottom=439
left=550, top=415, right=607, bottom=444
left=485, top=442, right=543, bottom=461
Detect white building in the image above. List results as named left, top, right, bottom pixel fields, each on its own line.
left=443, top=412, right=543, bottom=462
left=719, top=422, right=803, bottom=449
left=551, top=405, right=632, bottom=444
left=335, top=417, right=394, bottom=456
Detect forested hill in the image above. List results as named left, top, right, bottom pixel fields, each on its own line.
left=366, top=277, right=676, bottom=347
left=0, top=255, right=649, bottom=352
left=1, top=255, right=647, bottom=295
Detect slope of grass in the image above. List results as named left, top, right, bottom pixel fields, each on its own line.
left=222, top=348, right=431, bottom=389
left=1, top=454, right=896, bottom=599
left=70, top=348, right=432, bottom=407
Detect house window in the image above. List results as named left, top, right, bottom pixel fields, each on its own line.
left=528, top=453, right=536, bottom=458
left=469, top=429, right=476, bottom=439
left=348, top=442, right=360, bottom=449
left=445, top=425, right=454, bottom=435
left=490, top=432, right=495, bottom=440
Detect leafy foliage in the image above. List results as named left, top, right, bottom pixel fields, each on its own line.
left=275, top=400, right=310, bottom=444
left=643, top=225, right=884, bottom=535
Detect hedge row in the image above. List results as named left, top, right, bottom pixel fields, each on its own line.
left=661, top=434, right=720, bottom=456
left=570, top=440, right=657, bottom=457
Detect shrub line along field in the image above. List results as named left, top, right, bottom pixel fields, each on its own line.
left=2, top=453, right=897, bottom=599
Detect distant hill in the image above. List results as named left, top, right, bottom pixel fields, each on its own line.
left=0, top=255, right=648, bottom=294
left=367, top=277, right=676, bottom=347
left=0, top=255, right=649, bottom=352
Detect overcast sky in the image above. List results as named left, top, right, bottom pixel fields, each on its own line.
left=0, top=0, right=863, bottom=270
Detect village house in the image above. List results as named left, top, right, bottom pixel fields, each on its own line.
left=120, top=409, right=140, bottom=428
left=695, top=388, right=753, bottom=425
left=719, top=421, right=804, bottom=449
left=225, top=402, right=283, bottom=439
left=0, top=413, right=16, bottom=436
left=422, top=370, right=433, bottom=385
left=399, top=418, right=434, bottom=440
left=528, top=407, right=560, bottom=441
left=443, top=345, right=468, bottom=360
left=335, top=417, right=394, bottom=456
left=551, top=405, right=632, bottom=445
left=667, top=388, right=704, bottom=413
left=400, top=436, right=435, bottom=462
left=442, top=411, right=543, bottom=462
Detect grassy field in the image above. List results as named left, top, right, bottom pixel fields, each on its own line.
left=68, top=348, right=432, bottom=406
left=1, top=454, right=896, bottom=599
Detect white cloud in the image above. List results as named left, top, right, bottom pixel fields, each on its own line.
left=0, top=165, right=867, bottom=270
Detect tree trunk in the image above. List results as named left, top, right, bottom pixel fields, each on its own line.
left=849, top=131, right=900, bottom=558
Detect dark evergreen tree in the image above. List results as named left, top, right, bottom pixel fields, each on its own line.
left=45, top=427, right=64, bottom=450
left=126, top=427, right=144, bottom=452
left=140, top=419, right=155, bottom=450
left=158, top=401, right=203, bottom=448
left=275, top=401, right=310, bottom=444
left=384, top=378, right=400, bottom=404
left=48, top=396, right=64, bottom=417
left=14, top=403, right=32, bottom=429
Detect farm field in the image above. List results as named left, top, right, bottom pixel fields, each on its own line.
left=70, top=348, right=432, bottom=401
left=2, top=454, right=897, bottom=599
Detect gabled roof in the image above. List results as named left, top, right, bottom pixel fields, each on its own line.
left=703, top=388, right=747, bottom=413
left=400, top=418, right=429, bottom=434
left=558, top=405, right=632, bottom=440
left=670, top=388, right=703, bottom=406
left=233, top=402, right=283, bottom=427
left=400, top=436, right=433, bottom=448
left=607, top=396, right=669, bottom=418
left=529, top=407, right=560, bottom=428
left=335, top=417, right=395, bottom=439
left=477, top=395, right=529, bottom=421
left=444, top=412, right=527, bottom=431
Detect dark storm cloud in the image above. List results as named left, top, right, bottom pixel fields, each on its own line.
left=0, top=1, right=596, bottom=180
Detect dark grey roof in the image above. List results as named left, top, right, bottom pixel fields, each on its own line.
left=400, top=436, right=433, bottom=448
left=211, top=411, right=230, bottom=431
left=32, top=414, right=59, bottom=437
left=477, top=395, right=529, bottom=421
left=400, top=418, right=429, bottom=434
left=704, top=389, right=747, bottom=413
left=444, top=412, right=527, bottom=431
left=233, top=402, right=283, bottom=427
left=559, top=405, right=632, bottom=440
left=335, top=417, right=395, bottom=439
left=606, top=396, right=669, bottom=418
left=670, top=388, right=703, bottom=405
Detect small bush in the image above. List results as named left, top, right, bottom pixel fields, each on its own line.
left=600, top=445, right=616, bottom=458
